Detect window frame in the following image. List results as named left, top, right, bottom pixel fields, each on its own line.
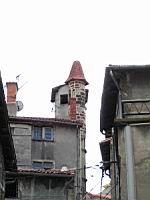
left=32, top=160, right=55, bottom=169
left=32, top=161, right=43, bottom=169
left=33, top=127, right=42, bottom=140
left=32, top=126, right=54, bottom=142
left=60, top=94, right=68, bottom=104
left=44, top=127, right=54, bottom=141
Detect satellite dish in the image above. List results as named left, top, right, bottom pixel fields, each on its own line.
left=16, top=101, right=24, bottom=112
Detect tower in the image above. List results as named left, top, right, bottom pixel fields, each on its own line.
left=51, top=61, right=89, bottom=199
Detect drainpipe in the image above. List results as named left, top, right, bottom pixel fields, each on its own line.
left=124, top=125, right=136, bottom=200
left=76, top=124, right=80, bottom=200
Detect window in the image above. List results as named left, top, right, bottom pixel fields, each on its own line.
left=60, top=94, right=68, bottom=104
left=43, top=161, right=54, bottom=169
left=32, top=161, right=54, bottom=169
left=33, top=127, right=54, bottom=141
left=32, top=161, right=43, bottom=169
left=33, top=127, right=42, bottom=140
left=45, top=127, right=54, bottom=141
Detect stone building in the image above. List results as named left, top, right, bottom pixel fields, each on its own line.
left=0, top=75, right=16, bottom=199
left=100, top=65, right=150, bottom=200
left=6, top=61, right=88, bottom=200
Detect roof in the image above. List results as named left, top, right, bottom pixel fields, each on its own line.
left=9, top=116, right=82, bottom=127
left=7, top=168, right=75, bottom=178
left=100, top=64, right=150, bottom=133
left=0, top=75, right=17, bottom=171
left=100, top=67, right=118, bottom=133
left=51, top=84, right=66, bottom=102
left=65, top=61, right=88, bottom=85
left=86, top=193, right=111, bottom=199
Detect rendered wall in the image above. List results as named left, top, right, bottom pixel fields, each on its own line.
left=116, top=70, right=150, bottom=200
left=31, top=125, right=78, bottom=169
left=54, top=85, right=69, bottom=119
left=6, top=176, right=75, bottom=200
left=11, top=124, right=32, bottom=168
left=10, top=123, right=78, bottom=169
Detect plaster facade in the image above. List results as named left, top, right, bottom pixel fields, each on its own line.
left=10, top=122, right=78, bottom=170
left=6, top=175, right=75, bottom=200
left=117, top=70, right=150, bottom=200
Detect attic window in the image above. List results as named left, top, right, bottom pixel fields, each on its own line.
left=60, top=94, right=68, bottom=104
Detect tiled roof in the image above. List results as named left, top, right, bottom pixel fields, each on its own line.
left=86, top=192, right=111, bottom=199
left=65, top=61, right=88, bottom=85
left=9, top=116, right=82, bottom=127
left=17, top=168, right=75, bottom=177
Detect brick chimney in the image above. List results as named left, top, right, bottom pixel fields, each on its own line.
left=69, top=98, right=76, bottom=120
left=6, top=82, right=18, bottom=116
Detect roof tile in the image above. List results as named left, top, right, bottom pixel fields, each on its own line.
left=65, top=61, right=88, bottom=85
left=17, top=168, right=75, bottom=177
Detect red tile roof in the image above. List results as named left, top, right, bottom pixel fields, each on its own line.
left=86, top=193, right=111, bottom=199
left=65, top=61, right=88, bottom=85
left=16, top=168, right=75, bottom=177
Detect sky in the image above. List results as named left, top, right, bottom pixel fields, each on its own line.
left=0, top=0, right=150, bottom=194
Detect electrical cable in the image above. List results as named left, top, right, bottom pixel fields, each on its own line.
left=100, top=166, right=104, bottom=200
left=101, top=181, right=118, bottom=200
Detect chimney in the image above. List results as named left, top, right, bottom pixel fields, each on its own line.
left=6, top=82, right=18, bottom=116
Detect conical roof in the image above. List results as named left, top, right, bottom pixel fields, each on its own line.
left=65, top=61, right=88, bottom=85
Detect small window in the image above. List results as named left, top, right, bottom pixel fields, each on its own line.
left=32, top=161, right=54, bottom=169
left=43, top=161, right=54, bottom=169
left=45, top=127, right=54, bottom=141
left=33, top=127, right=42, bottom=140
left=32, top=161, right=43, bottom=169
left=60, top=94, right=68, bottom=104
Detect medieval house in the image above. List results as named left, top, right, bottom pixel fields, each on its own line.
left=100, top=65, right=150, bottom=200
left=6, top=61, right=88, bottom=200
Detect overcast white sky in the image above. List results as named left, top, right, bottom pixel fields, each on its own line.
left=0, top=0, right=150, bottom=194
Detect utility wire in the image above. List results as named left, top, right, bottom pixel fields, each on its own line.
left=83, top=180, right=102, bottom=200
left=100, top=181, right=118, bottom=200
left=100, top=166, right=104, bottom=200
